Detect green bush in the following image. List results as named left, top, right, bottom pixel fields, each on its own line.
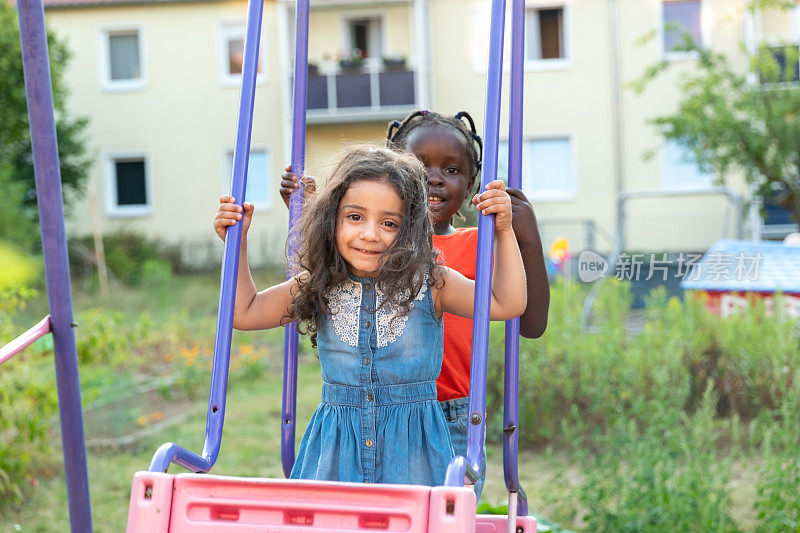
left=0, top=167, right=40, bottom=251
left=0, top=278, right=56, bottom=507
left=74, top=309, right=130, bottom=366
left=142, top=259, right=173, bottom=286
left=487, top=280, right=688, bottom=447
left=577, top=383, right=736, bottom=532
left=483, top=279, right=800, bottom=531
left=0, top=285, right=37, bottom=343
left=69, top=230, right=180, bottom=286
left=752, top=380, right=800, bottom=531
left=487, top=280, right=800, bottom=448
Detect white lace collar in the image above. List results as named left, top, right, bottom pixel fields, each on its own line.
left=326, top=275, right=427, bottom=348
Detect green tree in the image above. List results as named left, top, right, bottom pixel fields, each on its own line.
left=633, top=0, right=800, bottom=225
left=0, top=2, right=91, bottom=249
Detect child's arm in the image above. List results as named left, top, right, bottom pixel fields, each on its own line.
left=508, top=188, right=550, bottom=338
left=214, top=195, right=297, bottom=330
left=435, top=181, right=527, bottom=321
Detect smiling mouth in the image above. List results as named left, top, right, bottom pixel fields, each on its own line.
left=356, top=248, right=382, bottom=255
left=428, top=195, right=444, bottom=206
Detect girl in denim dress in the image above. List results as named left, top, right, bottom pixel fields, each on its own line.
left=214, top=145, right=526, bottom=486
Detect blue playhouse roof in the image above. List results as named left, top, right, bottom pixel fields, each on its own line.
left=680, top=239, right=800, bottom=293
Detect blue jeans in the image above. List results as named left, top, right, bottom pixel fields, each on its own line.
left=440, top=396, right=486, bottom=500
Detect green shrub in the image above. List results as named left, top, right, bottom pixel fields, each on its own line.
left=0, top=168, right=40, bottom=251
left=69, top=230, right=180, bottom=286
left=142, top=259, right=173, bottom=286
left=753, top=380, right=800, bottom=531
left=0, top=278, right=56, bottom=507
left=0, top=365, right=58, bottom=506
left=0, top=285, right=37, bottom=344
left=483, top=279, right=800, bottom=530
left=487, top=280, right=800, bottom=448
left=74, top=309, right=130, bottom=366
left=577, top=383, right=736, bottom=532
left=488, top=280, right=690, bottom=447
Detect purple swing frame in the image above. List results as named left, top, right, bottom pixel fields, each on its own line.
left=5, top=0, right=531, bottom=529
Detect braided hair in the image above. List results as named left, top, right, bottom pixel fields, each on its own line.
left=386, top=110, right=483, bottom=192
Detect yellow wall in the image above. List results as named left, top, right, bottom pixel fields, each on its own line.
left=617, top=0, right=749, bottom=250
left=48, top=0, right=290, bottom=265
left=305, top=123, right=387, bottom=182
left=760, top=6, right=794, bottom=37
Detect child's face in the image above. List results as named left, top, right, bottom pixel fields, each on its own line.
left=336, top=179, right=404, bottom=278
left=405, top=124, right=474, bottom=227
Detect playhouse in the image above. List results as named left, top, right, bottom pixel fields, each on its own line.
left=680, top=239, right=800, bottom=319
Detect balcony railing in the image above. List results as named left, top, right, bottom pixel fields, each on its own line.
left=304, top=60, right=417, bottom=123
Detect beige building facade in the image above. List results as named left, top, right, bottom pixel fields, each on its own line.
left=42, top=0, right=799, bottom=265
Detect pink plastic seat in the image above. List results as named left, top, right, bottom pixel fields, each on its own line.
left=128, top=472, right=538, bottom=532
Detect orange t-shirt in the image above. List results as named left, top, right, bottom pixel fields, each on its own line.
left=433, top=227, right=478, bottom=401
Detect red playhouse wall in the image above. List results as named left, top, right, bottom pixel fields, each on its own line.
left=699, top=290, right=800, bottom=319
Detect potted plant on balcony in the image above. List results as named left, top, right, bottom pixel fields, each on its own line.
left=382, top=54, right=407, bottom=72
left=338, top=49, right=365, bottom=72
left=308, top=62, right=320, bottom=76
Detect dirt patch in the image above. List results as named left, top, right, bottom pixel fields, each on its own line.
left=82, top=380, right=202, bottom=449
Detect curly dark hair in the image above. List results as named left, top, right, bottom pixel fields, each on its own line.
left=289, top=145, right=440, bottom=346
left=386, top=109, right=483, bottom=192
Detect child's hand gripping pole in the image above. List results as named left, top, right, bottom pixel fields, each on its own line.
left=446, top=0, right=505, bottom=493
left=281, top=0, right=311, bottom=479
left=148, top=0, right=264, bottom=474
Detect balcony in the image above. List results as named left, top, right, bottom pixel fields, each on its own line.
left=304, top=59, right=417, bottom=124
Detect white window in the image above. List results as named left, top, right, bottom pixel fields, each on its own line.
left=662, top=0, right=703, bottom=56
left=343, top=16, right=384, bottom=59
left=498, top=137, right=576, bottom=202
left=660, top=139, right=713, bottom=190
left=103, top=152, right=152, bottom=217
left=470, top=3, right=570, bottom=72
left=526, top=7, right=568, bottom=62
left=218, top=22, right=265, bottom=86
left=98, top=26, right=146, bottom=91
left=224, top=149, right=273, bottom=210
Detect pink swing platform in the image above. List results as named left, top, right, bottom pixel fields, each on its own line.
left=126, top=472, right=536, bottom=532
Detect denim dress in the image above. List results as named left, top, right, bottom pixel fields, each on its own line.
left=290, top=273, right=454, bottom=486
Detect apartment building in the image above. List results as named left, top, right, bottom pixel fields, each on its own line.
left=40, top=0, right=799, bottom=265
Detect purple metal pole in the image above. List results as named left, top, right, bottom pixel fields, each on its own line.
left=281, top=0, right=310, bottom=479
left=503, top=0, right=528, bottom=516
left=149, top=0, right=263, bottom=474
left=16, top=1, right=93, bottom=529
left=466, top=0, right=507, bottom=479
